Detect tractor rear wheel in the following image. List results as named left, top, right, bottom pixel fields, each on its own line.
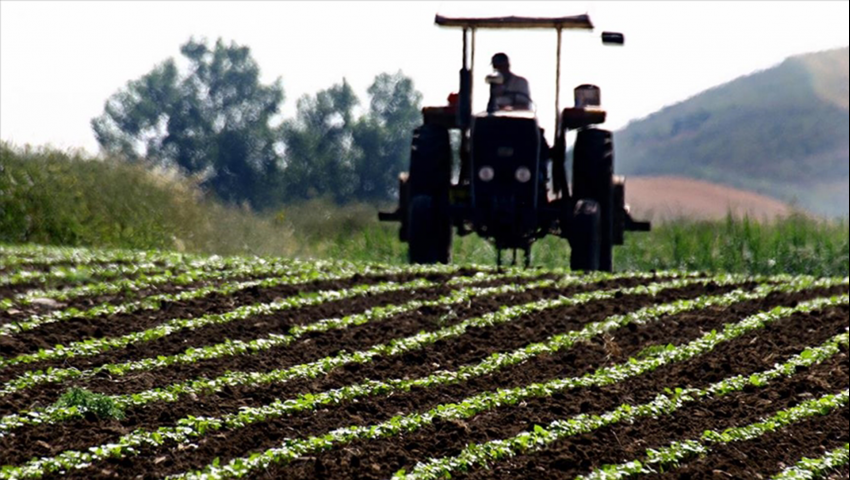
left=573, top=128, right=614, bottom=272
left=569, top=199, right=601, bottom=272
left=406, top=124, right=453, bottom=265
left=408, top=195, right=452, bottom=264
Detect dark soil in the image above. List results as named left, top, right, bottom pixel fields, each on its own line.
left=647, top=408, right=848, bottom=479
left=0, top=277, right=713, bottom=459
left=281, top=349, right=849, bottom=480
left=1, top=276, right=845, bottom=480
left=0, top=270, right=475, bottom=362
left=20, top=286, right=843, bottom=478
left=0, top=275, right=238, bottom=327
left=0, top=275, right=646, bottom=414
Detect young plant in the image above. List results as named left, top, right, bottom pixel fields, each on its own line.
left=54, top=387, right=125, bottom=421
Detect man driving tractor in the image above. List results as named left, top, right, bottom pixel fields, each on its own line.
left=487, top=53, right=532, bottom=113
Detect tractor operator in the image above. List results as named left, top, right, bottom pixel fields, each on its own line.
left=487, top=53, right=532, bottom=113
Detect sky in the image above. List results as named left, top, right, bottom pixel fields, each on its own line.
left=1, top=0, right=848, bottom=152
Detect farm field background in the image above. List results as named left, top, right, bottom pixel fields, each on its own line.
left=0, top=244, right=847, bottom=479
left=3, top=144, right=849, bottom=278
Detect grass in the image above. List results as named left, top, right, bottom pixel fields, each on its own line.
left=2, top=142, right=847, bottom=276
left=1, top=142, right=298, bottom=257
left=282, top=203, right=848, bottom=277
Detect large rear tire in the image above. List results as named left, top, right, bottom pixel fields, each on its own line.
left=573, top=128, right=614, bottom=272
left=406, top=124, right=453, bottom=265
left=569, top=199, right=601, bottom=272
left=408, top=195, right=452, bottom=264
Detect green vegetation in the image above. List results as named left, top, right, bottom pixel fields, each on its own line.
left=54, top=388, right=125, bottom=421
left=2, top=143, right=847, bottom=277
left=616, top=47, right=849, bottom=217
left=0, top=246, right=845, bottom=478
left=0, top=143, right=295, bottom=255
left=773, top=444, right=850, bottom=480
left=395, top=311, right=850, bottom=480
left=93, top=38, right=421, bottom=208
left=179, top=295, right=849, bottom=480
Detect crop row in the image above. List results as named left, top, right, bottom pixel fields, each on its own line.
left=3, top=278, right=838, bottom=479
left=772, top=444, right=850, bottom=480
left=373, top=294, right=850, bottom=480
left=0, top=271, right=505, bottom=369
left=0, top=254, right=304, bottom=313
left=0, top=246, right=244, bottom=288
left=0, top=258, right=473, bottom=335
left=576, top=388, right=849, bottom=480
left=0, top=267, right=520, bottom=396
left=0, top=259, right=191, bottom=289
left=0, top=271, right=687, bottom=432
left=169, top=294, right=849, bottom=480
left=0, top=270, right=661, bottom=413
left=0, top=275, right=705, bottom=477
left=0, top=245, right=202, bottom=270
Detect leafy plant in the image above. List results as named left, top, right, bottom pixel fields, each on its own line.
left=54, top=388, right=125, bottom=421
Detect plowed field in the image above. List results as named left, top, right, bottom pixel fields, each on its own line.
left=0, top=245, right=847, bottom=479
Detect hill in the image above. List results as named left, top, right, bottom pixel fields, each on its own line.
left=624, top=176, right=795, bottom=222
left=615, top=47, right=849, bottom=217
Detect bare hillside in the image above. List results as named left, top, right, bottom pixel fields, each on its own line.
left=625, top=176, right=797, bottom=222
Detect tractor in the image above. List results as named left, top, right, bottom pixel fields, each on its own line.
left=379, top=13, right=650, bottom=271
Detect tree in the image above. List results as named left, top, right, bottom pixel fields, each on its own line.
left=350, top=71, right=423, bottom=203
left=279, top=72, right=422, bottom=204
left=92, top=38, right=284, bottom=208
left=279, top=79, right=360, bottom=203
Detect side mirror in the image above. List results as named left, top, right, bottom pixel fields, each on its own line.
left=602, top=32, right=625, bottom=46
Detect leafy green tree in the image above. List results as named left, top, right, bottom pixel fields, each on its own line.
left=280, top=72, right=422, bottom=204
left=279, top=79, right=360, bottom=203
left=351, top=71, right=423, bottom=202
left=92, top=38, right=284, bottom=208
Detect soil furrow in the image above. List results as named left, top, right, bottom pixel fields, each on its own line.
left=264, top=304, right=847, bottom=480
left=0, top=270, right=268, bottom=328
left=648, top=408, right=849, bottom=479
left=0, top=281, right=765, bottom=458
left=33, top=290, right=844, bottom=478
left=0, top=276, right=666, bottom=463
left=0, top=285, right=453, bottom=382
left=0, top=273, right=549, bottom=412
left=271, top=347, right=850, bottom=480
left=0, top=270, right=467, bottom=362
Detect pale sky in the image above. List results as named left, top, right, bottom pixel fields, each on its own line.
left=1, top=1, right=848, bottom=152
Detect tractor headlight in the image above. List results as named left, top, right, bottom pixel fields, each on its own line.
left=479, top=166, right=495, bottom=182
left=515, top=166, right=532, bottom=183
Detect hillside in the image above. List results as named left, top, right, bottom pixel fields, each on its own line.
left=624, top=176, right=795, bottom=222
left=615, top=47, right=849, bottom=217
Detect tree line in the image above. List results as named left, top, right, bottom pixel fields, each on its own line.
left=92, top=38, right=423, bottom=210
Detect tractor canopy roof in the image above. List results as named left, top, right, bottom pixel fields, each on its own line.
left=435, top=14, right=594, bottom=30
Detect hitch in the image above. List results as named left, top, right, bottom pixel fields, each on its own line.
left=625, top=213, right=651, bottom=232
left=378, top=210, right=403, bottom=223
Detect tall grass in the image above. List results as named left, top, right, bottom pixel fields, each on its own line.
left=0, top=143, right=297, bottom=257
left=279, top=201, right=849, bottom=277
left=2, top=143, right=847, bottom=276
